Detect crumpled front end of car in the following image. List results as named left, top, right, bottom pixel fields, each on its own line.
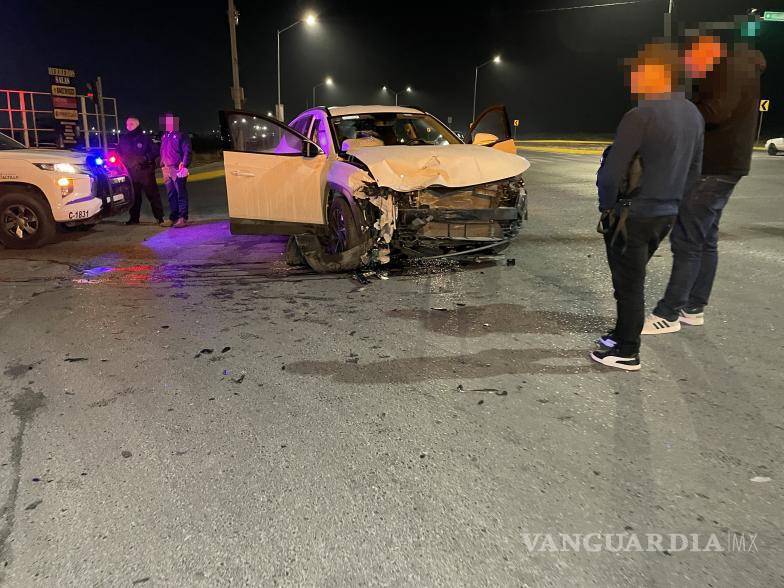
left=358, top=174, right=527, bottom=259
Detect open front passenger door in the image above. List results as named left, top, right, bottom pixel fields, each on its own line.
left=468, top=105, right=516, bottom=154
left=219, top=111, right=328, bottom=235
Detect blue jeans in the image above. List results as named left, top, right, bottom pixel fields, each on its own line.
left=163, top=166, right=189, bottom=221
left=654, top=175, right=741, bottom=321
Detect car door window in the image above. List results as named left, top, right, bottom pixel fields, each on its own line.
left=225, top=113, right=305, bottom=155
left=289, top=115, right=313, bottom=138
left=310, top=118, right=330, bottom=155
left=469, top=106, right=512, bottom=144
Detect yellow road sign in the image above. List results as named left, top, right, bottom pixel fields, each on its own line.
left=759, top=99, right=770, bottom=112
left=513, top=119, right=520, bottom=127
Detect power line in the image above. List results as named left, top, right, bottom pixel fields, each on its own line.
left=526, top=0, right=656, bottom=13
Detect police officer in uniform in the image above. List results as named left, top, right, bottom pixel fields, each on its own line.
left=118, top=116, right=167, bottom=226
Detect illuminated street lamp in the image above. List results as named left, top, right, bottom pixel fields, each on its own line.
left=312, top=76, right=333, bottom=107
left=381, top=85, right=412, bottom=106
left=472, top=54, right=501, bottom=121
left=276, top=11, right=318, bottom=120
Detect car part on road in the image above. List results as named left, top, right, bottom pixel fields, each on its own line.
left=0, top=191, right=56, bottom=249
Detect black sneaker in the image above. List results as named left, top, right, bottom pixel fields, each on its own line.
left=596, top=330, right=617, bottom=348
left=590, top=347, right=641, bottom=371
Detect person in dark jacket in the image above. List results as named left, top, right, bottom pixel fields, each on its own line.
left=592, top=42, right=704, bottom=371
left=159, top=113, right=192, bottom=228
left=118, top=117, right=165, bottom=225
left=645, top=29, right=766, bottom=333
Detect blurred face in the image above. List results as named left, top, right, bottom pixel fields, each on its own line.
left=126, top=118, right=140, bottom=132
left=685, top=35, right=725, bottom=79
left=630, top=62, right=673, bottom=98
left=159, top=115, right=180, bottom=132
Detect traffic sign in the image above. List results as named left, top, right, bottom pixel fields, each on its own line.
left=763, top=11, right=784, bottom=22
left=513, top=119, right=519, bottom=127
left=760, top=99, right=770, bottom=112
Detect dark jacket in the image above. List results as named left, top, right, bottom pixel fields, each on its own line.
left=160, top=130, right=192, bottom=168
left=694, top=44, right=766, bottom=176
left=118, top=128, right=158, bottom=173
left=597, top=93, right=704, bottom=217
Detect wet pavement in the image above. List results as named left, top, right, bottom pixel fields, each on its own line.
left=0, top=152, right=782, bottom=585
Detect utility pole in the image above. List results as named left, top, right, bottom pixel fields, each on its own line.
left=96, top=76, right=108, bottom=151
left=665, top=0, right=675, bottom=38
left=227, top=0, right=244, bottom=110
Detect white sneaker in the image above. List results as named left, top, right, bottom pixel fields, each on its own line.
left=642, top=314, right=681, bottom=335
left=679, top=309, right=704, bottom=326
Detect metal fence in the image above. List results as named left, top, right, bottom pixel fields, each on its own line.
left=1, top=88, right=120, bottom=149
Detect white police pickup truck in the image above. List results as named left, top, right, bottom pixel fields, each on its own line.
left=0, top=132, right=131, bottom=248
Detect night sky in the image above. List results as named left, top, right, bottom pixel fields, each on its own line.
left=2, top=0, right=782, bottom=136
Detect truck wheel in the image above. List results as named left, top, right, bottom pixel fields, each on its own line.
left=768, top=144, right=779, bottom=156
left=0, top=192, right=56, bottom=249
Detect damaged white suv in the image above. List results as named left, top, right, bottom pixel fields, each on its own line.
left=219, top=105, right=529, bottom=271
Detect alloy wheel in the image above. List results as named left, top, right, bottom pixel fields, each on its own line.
left=2, top=203, right=39, bottom=240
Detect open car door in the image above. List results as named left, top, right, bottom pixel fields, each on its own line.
left=468, top=105, right=516, bottom=154
left=219, top=111, right=328, bottom=235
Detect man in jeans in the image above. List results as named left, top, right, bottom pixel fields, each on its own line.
left=159, top=113, right=192, bottom=228
left=645, top=30, right=766, bottom=333
left=591, top=42, right=704, bottom=371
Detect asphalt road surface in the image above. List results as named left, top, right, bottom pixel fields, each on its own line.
left=1, top=151, right=782, bottom=586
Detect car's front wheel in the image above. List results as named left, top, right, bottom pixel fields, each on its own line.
left=325, top=197, right=364, bottom=256
left=0, top=191, right=56, bottom=249
left=768, top=144, right=779, bottom=156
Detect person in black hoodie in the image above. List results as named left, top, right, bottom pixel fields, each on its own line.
left=592, top=42, right=704, bottom=371
left=645, top=24, right=766, bottom=334
left=118, top=117, right=166, bottom=226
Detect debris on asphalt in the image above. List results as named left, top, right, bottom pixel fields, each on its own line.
left=64, top=357, right=88, bottom=362
left=24, top=499, right=43, bottom=510
left=221, top=346, right=231, bottom=353
left=231, top=372, right=245, bottom=384
left=121, top=451, right=132, bottom=458
left=506, top=258, right=516, bottom=266
left=195, top=348, right=214, bottom=358
left=750, top=476, right=771, bottom=483
left=353, top=271, right=370, bottom=285
left=477, top=399, right=484, bottom=405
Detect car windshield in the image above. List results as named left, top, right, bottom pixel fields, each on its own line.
left=0, top=133, right=25, bottom=150
left=331, top=112, right=461, bottom=149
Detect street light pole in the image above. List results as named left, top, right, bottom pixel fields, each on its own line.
left=472, top=55, right=501, bottom=122
left=665, top=0, right=675, bottom=38
left=382, top=86, right=412, bottom=106
left=276, top=13, right=317, bottom=121
left=227, top=0, right=244, bottom=110
left=312, top=77, right=333, bottom=107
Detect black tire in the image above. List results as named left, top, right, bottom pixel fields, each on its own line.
left=0, top=191, right=56, bottom=249
left=325, top=197, right=363, bottom=255
left=768, top=144, right=779, bottom=156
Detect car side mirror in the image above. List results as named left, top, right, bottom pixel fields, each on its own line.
left=472, top=132, right=499, bottom=147
left=303, top=141, right=321, bottom=158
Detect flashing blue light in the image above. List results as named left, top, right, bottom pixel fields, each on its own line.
left=94, top=157, right=104, bottom=166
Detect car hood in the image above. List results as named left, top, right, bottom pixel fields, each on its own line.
left=347, top=144, right=530, bottom=192
left=0, top=148, right=88, bottom=164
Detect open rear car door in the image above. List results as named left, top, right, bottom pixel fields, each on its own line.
left=468, top=105, right=516, bottom=154
left=219, top=111, right=327, bottom=235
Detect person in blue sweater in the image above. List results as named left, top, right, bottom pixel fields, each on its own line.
left=592, top=42, right=704, bottom=371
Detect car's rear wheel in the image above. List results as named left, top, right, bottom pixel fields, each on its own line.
left=0, top=192, right=56, bottom=249
left=769, top=144, right=779, bottom=156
